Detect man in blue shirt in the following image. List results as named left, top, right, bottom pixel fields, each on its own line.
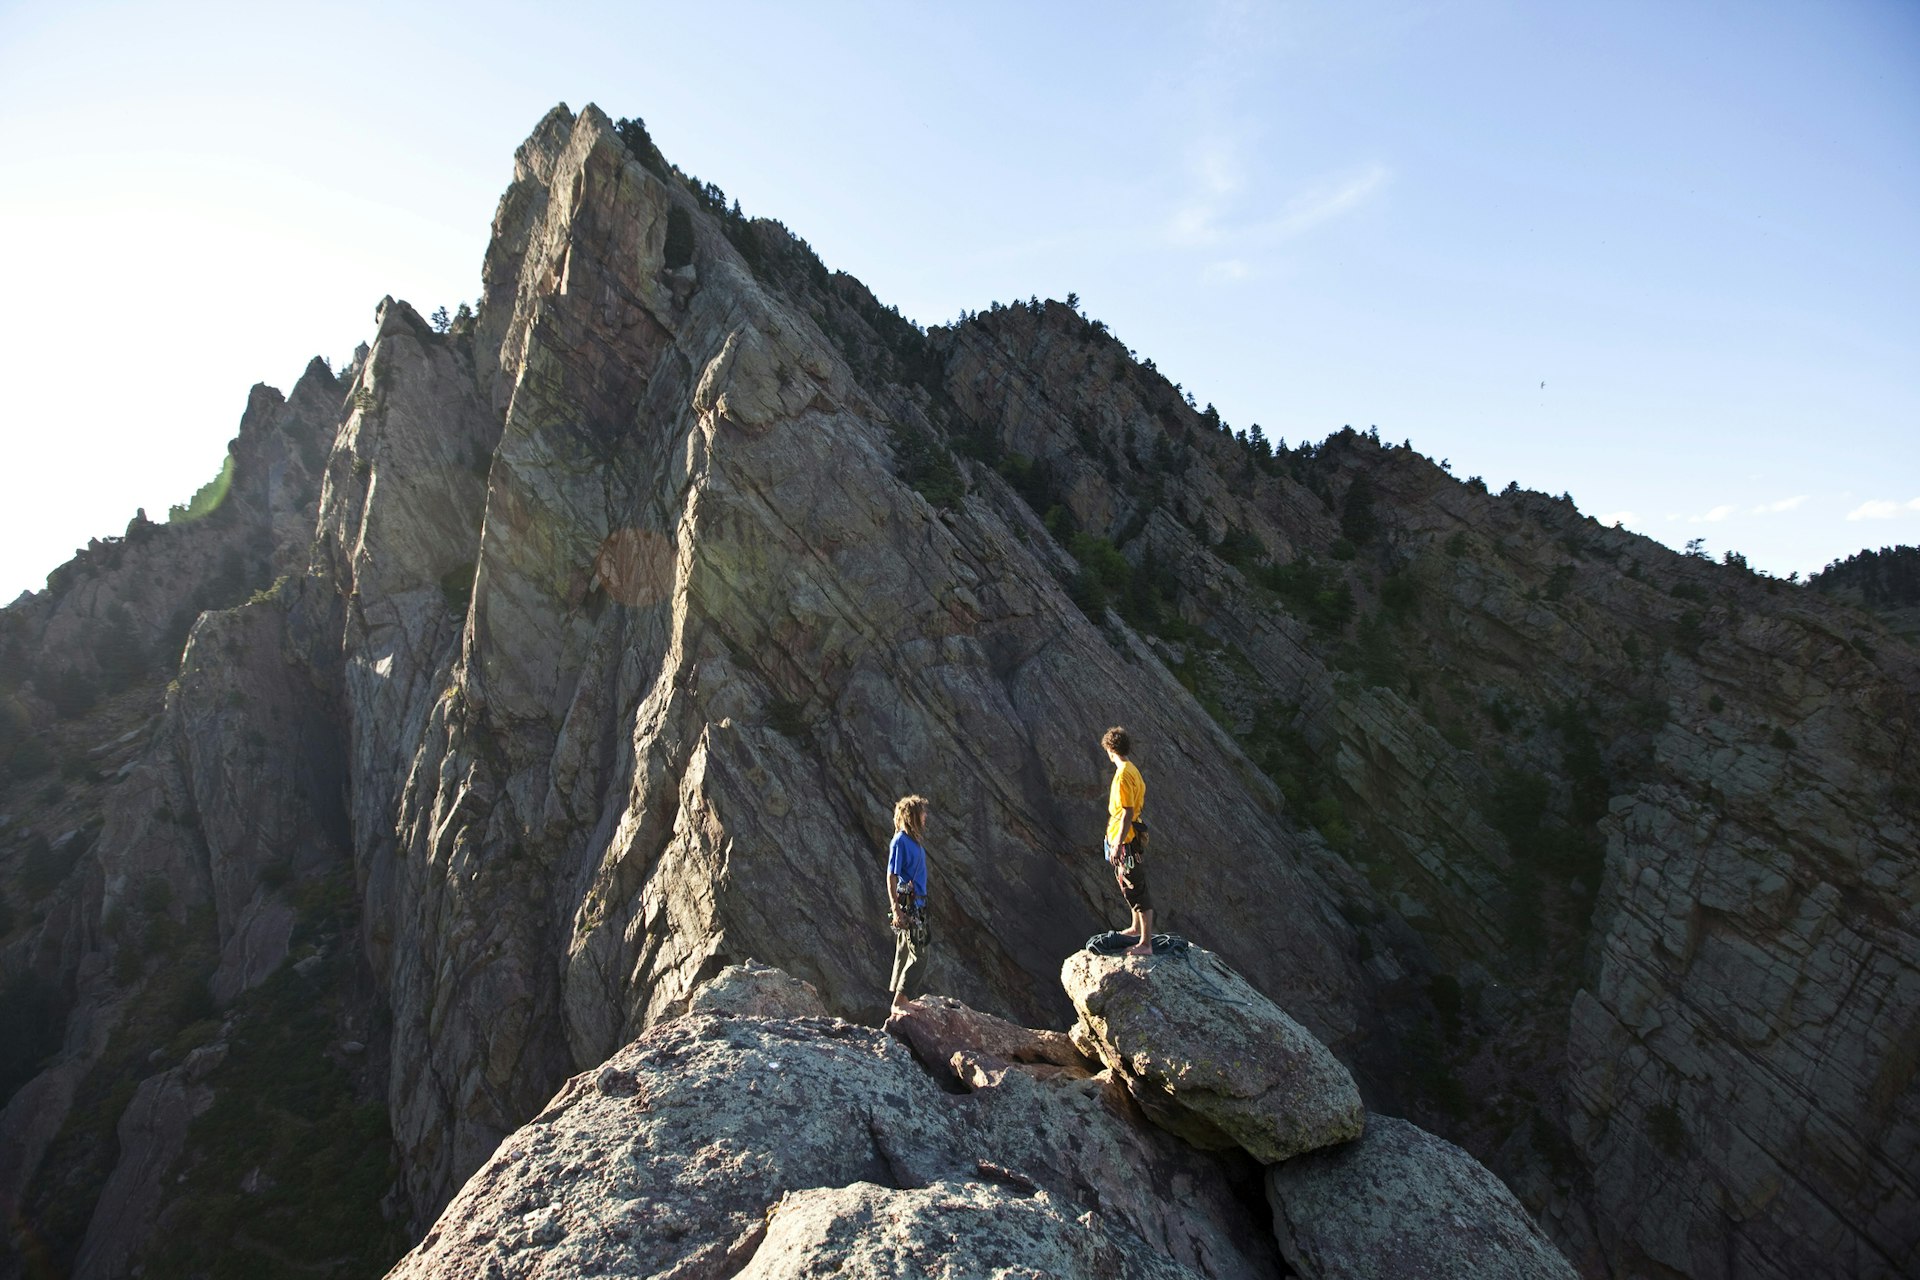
left=886, top=794, right=931, bottom=1016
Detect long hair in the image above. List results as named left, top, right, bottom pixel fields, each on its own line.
left=893, top=794, right=929, bottom=838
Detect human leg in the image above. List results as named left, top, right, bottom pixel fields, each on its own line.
left=1126, top=907, right=1155, bottom=956
left=1121, top=863, right=1155, bottom=956
left=889, top=928, right=919, bottom=1009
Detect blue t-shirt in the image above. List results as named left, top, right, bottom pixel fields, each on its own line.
left=888, top=832, right=927, bottom=909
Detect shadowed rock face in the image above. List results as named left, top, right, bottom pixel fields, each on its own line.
left=3, top=98, right=1917, bottom=1280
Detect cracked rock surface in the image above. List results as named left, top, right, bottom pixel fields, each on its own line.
left=6, top=94, right=1918, bottom=1280
left=1266, top=1115, right=1578, bottom=1280
left=384, top=967, right=1281, bottom=1280
left=1062, top=946, right=1365, bottom=1163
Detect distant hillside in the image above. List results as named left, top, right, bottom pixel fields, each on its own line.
left=1811, top=545, right=1920, bottom=637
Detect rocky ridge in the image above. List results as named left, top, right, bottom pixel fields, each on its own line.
left=0, top=101, right=1914, bottom=1278
left=384, top=960, right=1283, bottom=1280
left=387, top=955, right=1572, bottom=1280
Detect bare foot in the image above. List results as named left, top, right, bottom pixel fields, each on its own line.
left=1125, top=943, right=1154, bottom=957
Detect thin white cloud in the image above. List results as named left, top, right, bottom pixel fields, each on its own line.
left=1259, top=164, right=1391, bottom=241
left=1751, top=495, right=1808, bottom=515
left=1170, top=160, right=1390, bottom=249
left=1169, top=136, right=1246, bottom=247
left=1686, top=504, right=1737, bottom=524
left=1205, top=259, right=1252, bottom=282
left=1846, top=497, right=1920, bottom=521
left=1195, top=139, right=1243, bottom=197
left=1596, top=510, right=1636, bottom=527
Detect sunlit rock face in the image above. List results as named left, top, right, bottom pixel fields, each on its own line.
left=1061, top=945, right=1365, bottom=1162
left=309, top=103, right=1381, bottom=1226
left=384, top=972, right=1281, bottom=1280
left=3, top=100, right=1916, bottom=1280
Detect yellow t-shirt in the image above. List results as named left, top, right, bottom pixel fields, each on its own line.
left=1106, top=760, right=1145, bottom=846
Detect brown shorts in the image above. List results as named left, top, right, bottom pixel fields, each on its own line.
left=1116, top=856, right=1151, bottom=912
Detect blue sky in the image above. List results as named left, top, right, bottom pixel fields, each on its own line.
left=1, top=0, right=1915, bottom=600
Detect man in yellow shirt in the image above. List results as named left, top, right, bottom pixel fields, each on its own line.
left=1101, top=725, right=1152, bottom=957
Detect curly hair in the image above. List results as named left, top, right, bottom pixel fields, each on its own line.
left=893, top=794, right=930, bottom=837
left=1101, top=726, right=1131, bottom=758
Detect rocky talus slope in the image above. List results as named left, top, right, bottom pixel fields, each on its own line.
left=2, top=102, right=1915, bottom=1278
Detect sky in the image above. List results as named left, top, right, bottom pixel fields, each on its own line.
left=0, top=0, right=1915, bottom=599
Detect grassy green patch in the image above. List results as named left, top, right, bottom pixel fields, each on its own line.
left=1380, top=571, right=1419, bottom=615
left=1350, top=611, right=1406, bottom=691
left=1061, top=532, right=1192, bottom=640
left=168, top=455, right=235, bottom=524
left=1669, top=581, right=1708, bottom=604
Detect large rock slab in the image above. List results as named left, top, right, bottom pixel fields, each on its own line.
left=1266, top=1115, right=1578, bottom=1280
left=1062, top=946, right=1363, bottom=1162
left=737, top=1179, right=1200, bottom=1279
left=385, top=986, right=1280, bottom=1280
left=687, top=959, right=830, bottom=1020
left=887, top=994, right=1093, bottom=1087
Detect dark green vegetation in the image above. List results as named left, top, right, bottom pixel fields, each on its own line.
left=2, top=523, right=396, bottom=1275
left=12, top=871, right=402, bottom=1280
left=1258, top=557, right=1356, bottom=631
left=135, top=874, right=403, bottom=1280
left=1811, top=544, right=1920, bottom=611
left=1237, top=699, right=1352, bottom=851
left=18, top=907, right=221, bottom=1277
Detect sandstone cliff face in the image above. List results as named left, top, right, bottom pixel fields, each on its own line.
left=2, top=101, right=1915, bottom=1279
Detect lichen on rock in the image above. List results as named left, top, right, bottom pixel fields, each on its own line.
left=1062, top=945, right=1365, bottom=1163
left=1266, top=1114, right=1578, bottom=1279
